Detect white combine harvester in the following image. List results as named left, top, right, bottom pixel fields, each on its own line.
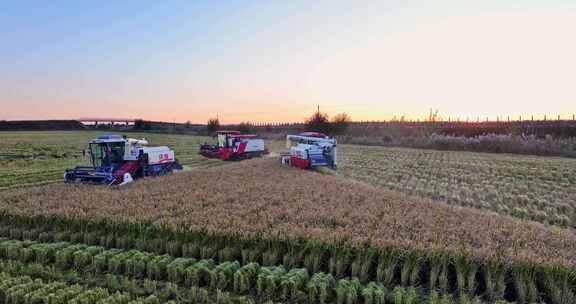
left=281, top=132, right=337, bottom=169
left=64, top=135, right=182, bottom=185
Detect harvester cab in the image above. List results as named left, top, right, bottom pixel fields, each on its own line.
left=199, top=131, right=268, bottom=160
left=64, top=135, right=182, bottom=185
left=281, top=132, right=337, bottom=169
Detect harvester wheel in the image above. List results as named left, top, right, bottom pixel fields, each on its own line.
left=64, top=172, right=74, bottom=183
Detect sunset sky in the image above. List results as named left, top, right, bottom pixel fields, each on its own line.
left=1, top=1, right=575, bottom=123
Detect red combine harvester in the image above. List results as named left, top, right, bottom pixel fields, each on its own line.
left=199, top=131, right=268, bottom=160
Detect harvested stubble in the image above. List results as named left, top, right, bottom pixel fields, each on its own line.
left=337, top=145, right=576, bottom=228
left=0, top=158, right=574, bottom=269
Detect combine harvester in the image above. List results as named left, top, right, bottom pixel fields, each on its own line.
left=281, top=132, right=337, bottom=169
left=64, top=135, right=182, bottom=185
left=199, top=130, right=268, bottom=160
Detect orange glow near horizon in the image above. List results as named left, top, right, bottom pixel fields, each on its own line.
left=1, top=6, right=575, bottom=124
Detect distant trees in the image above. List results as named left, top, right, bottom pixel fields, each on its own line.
left=237, top=122, right=254, bottom=134
left=304, top=111, right=352, bottom=135
left=331, top=113, right=352, bottom=135
left=134, top=119, right=152, bottom=131
left=206, top=117, right=220, bottom=134
left=305, top=111, right=331, bottom=134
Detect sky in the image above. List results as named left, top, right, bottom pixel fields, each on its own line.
left=1, top=0, right=575, bottom=123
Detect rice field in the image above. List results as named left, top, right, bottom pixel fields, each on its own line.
left=0, top=222, right=443, bottom=304
left=0, top=131, right=223, bottom=190
left=1, top=158, right=575, bottom=303
left=337, top=145, right=576, bottom=228
left=3, top=158, right=574, bottom=266
left=3, top=131, right=575, bottom=230
left=0, top=131, right=575, bottom=303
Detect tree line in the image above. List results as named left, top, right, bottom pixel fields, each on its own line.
left=206, top=111, right=352, bottom=136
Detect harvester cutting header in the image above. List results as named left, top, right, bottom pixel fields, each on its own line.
left=64, top=135, right=182, bottom=185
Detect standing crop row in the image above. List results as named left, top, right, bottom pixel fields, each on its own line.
left=0, top=272, right=141, bottom=304
left=0, top=230, right=571, bottom=304
left=338, top=145, right=576, bottom=228
left=0, top=238, right=391, bottom=303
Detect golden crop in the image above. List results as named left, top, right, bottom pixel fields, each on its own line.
left=0, top=158, right=574, bottom=269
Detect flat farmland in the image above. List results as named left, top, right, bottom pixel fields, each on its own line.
left=0, top=131, right=223, bottom=190
left=1, top=131, right=576, bottom=303
left=2, top=131, right=576, bottom=230
left=1, top=158, right=575, bottom=304
left=337, top=145, right=576, bottom=228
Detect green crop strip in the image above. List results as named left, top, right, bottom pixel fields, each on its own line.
left=0, top=259, right=260, bottom=304
left=0, top=272, right=149, bottom=304
left=0, top=214, right=566, bottom=304
left=0, top=243, right=488, bottom=304
left=0, top=238, right=416, bottom=304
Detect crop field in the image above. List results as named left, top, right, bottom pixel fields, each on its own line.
left=0, top=131, right=575, bottom=303
left=3, top=131, right=575, bottom=230
left=337, top=145, right=576, bottom=228
left=0, top=131, right=223, bottom=190
left=1, top=158, right=576, bottom=304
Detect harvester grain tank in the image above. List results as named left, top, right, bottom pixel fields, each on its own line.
left=282, top=132, right=337, bottom=169
left=199, top=130, right=268, bottom=160
left=64, top=135, right=182, bottom=185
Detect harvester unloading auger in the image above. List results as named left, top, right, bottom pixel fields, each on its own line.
left=64, top=135, right=182, bottom=186
left=281, top=132, right=337, bottom=169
